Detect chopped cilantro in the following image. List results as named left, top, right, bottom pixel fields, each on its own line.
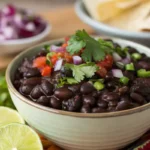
left=57, top=77, right=79, bottom=87
left=44, top=44, right=50, bottom=52
left=98, top=39, right=114, bottom=54
left=66, top=30, right=114, bottom=62
left=65, top=63, right=98, bottom=82
left=66, top=35, right=86, bottom=55
left=46, top=52, right=55, bottom=66
left=115, top=47, right=129, bottom=57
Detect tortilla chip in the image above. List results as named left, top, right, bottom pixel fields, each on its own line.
left=105, top=1, right=150, bottom=32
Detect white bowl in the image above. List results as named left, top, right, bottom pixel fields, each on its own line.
left=6, top=38, right=150, bottom=150
left=75, top=1, right=150, bottom=47
left=0, top=23, right=51, bottom=56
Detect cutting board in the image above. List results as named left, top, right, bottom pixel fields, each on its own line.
left=0, top=7, right=94, bottom=70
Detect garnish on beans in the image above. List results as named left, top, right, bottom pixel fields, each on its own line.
left=14, top=30, right=150, bottom=113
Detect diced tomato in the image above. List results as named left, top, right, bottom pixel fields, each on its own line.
left=64, top=52, right=73, bottom=63
left=96, top=65, right=107, bottom=78
left=51, top=56, right=58, bottom=65
left=41, top=65, right=52, bottom=76
left=62, top=43, right=68, bottom=48
left=97, top=54, right=113, bottom=70
left=57, top=52, right=64, bottom=58
left=33, top=56, right=46, bottom=69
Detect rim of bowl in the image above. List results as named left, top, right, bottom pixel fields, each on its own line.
left=75, top=1, right=150, bottom=39
left=6, top=38, right=150, bottom=118
left=0, top=23, right=51, bottom=45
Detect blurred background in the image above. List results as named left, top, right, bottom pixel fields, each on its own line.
left=0, top=0, right=76, bottom=11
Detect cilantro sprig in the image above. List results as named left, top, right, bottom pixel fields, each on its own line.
left=66, top=30, right=114, bottom=62
left=57, top=77, right=79, bottom=88
left=65, top=63, right=98, bottom=82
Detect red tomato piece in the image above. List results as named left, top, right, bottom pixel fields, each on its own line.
left=96, top=66, right=107, bottom=78
left=97, top=54, right=113, bottom=70
left=33, top=56, right=46, bottom=69
left=51, top=56, right=58, bottom=65
left=41, top=65, right=52, bottom=76
left=64, top=52, right=73, bottom=63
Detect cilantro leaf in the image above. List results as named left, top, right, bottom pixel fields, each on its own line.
left=66, top=78, right=79, bottom=84
left=65, top=63, right=84, bottom=82
left=57, top=77, right=79, bottom=88
left=98, top=39, right=114, bottom=54
left=65, top=63, right=98, bottom=82
left=66, top=35, right=86, bottom=55
left=76, top=30, right=106, bottom=62
left=46, top=52, right=55, bottom=66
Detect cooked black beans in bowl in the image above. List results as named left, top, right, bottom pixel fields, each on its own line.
left=13, top=30, right=150, bottom=113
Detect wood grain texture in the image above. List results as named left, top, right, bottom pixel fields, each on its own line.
left=0, top=7, right=93, bottom=70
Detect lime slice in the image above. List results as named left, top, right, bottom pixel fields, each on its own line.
left=0, top=107, right=25, bottom=127
left=0, top=123, right=43, bottom=150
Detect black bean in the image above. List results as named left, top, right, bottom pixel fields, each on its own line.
left=41, top=80, right=54, bottom=96
left=37, top=96, right=49, bottom=106
left=137, top=61, right=150, bottom=70
left=116, top=101, right=131, bottom=111
left=60, top=67, right=72, bottom=77
left=131, top=78, right=150, bottom=95
left=23, top=68, right=41, bottom=78
left=101, top=92, right=119, bottom=102
left=108, top=101, right=118, bottom=107
left=62, top=95, right=82, bottom=112
left=123, top=71, right=135, bottom=81
left=54, top=87, right=73, bottom=100
left=106, top=81, right=119, bottom=90
left=118, top=86, right=129, bottom=95
left=127, top=46, right=137, bottom=53
left=80, top=105, right=91, bottom=113
left=68, top=84, right=81, bottom=93
left=130, top=93, right=145, bottom=104
left=51, top=71, right=61, bottom=83
left=83, top=95, right=96, bottom=107
left=92, top=107, right=106, bottom=113
left=22, top=77, right=41, bottom=86
left=105, top=72, right=113, bottom=81
left=146, top=95, right=150, bottom=102
left=108, top=107, right=116, bottom=112
left=80, top=82, right=95, bottom=94
left=50, top=97, right=62, bottom=109
left=14, top=80, right=21, bottom=89
left=92, top=91, right=100, bottom=98
left=31, top=85, right=44, bottom=99
left=20, top=85, right=34, bottom=95
left=62, top=100, right=68, bottom=111
left=120, top=95, right=130, bottom=101
left=97, top=100, right=108, bottom=109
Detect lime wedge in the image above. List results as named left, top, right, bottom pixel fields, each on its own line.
left=0, top=107, right=25, bottom=127
left=0, top=123, right=43, bottom=150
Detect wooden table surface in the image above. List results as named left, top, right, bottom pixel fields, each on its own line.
left=0, top=7, right=94, bottom=70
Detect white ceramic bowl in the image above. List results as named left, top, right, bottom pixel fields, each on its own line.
left=75, top=1, right=150, bottom=47
left=6, top=38, right=150, bottom=150
left=0, top=23, right=51, bottom=56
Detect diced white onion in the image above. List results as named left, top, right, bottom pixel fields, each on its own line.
left=54, top=59, right=63, bottom=71
left=112, top=52, right=122, bottom=62
left=73, top=56, right=82, bottom=65
left=51, top=45, right=65, bottom=52
left=112, top=69, right=123, bottom=78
